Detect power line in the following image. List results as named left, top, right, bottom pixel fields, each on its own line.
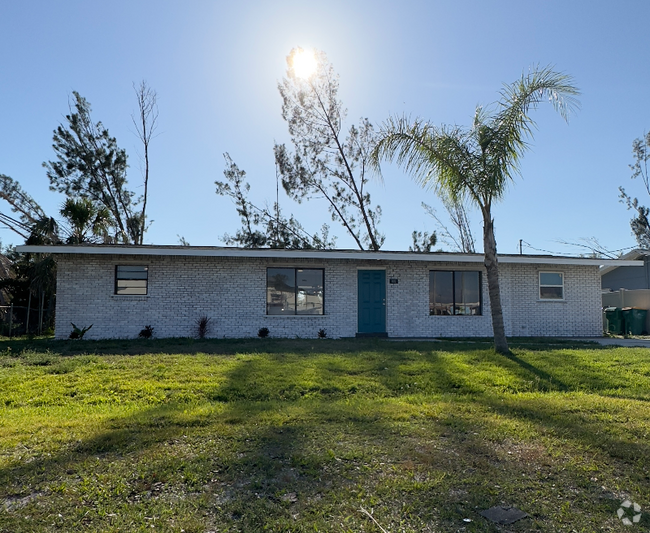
left=518, top=239, right=637, bottom=259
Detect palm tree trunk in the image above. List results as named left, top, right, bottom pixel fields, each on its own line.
left=482, top=210, right=510, bottom=354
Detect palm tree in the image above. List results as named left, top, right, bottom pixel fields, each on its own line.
left=60, top=198, right=112, bottom=244
left=372, top=67, right=579, bottom=354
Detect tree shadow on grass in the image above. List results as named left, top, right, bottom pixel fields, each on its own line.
left=370, top=349, right=650, bottom=528
left=478, top=392, right=650, bottom=462
left=502, top=351, right=569, bottom=391
left=2, top=339, right=649, bottom=531
left=505, top=347, right=650, bottom=400
left=0, top=335, right=622, bottom=358
left=0, top=351, right=405, bottom=531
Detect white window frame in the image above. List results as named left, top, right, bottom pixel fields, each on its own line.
left=539, top=271, right=564, bottom=300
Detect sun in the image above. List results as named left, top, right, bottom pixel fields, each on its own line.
left=290, top=48, right=317, bottom=79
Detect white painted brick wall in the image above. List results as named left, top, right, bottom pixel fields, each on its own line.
left=54, top=254, right=603, bottom=339
left=500, top=263, right=602, bottom=337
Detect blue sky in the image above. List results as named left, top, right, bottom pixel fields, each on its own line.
left=1, top=0, right=649, bottom=256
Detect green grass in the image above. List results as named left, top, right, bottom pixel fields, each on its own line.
left=0, top=337, right=649, bottom=532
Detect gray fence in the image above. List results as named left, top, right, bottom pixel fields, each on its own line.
left=602, top=289, right=650, bottom=334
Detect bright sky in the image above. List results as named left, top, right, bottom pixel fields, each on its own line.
left=1, top=0, right=649, bottom=256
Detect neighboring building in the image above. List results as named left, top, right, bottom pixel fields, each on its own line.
left=601, top=250, right=650, bottom=333
left=17, top=245, right=642, bottom=340
left=601, top=249, right=650, bottom=291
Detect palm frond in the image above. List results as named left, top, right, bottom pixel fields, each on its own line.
left=371, top=116, right=482, bottom=205
left=490, top=65, right=580, bottom=167
left=373, top=67, right=580, bottom=210
left=499, top=65, right=580, bottom=121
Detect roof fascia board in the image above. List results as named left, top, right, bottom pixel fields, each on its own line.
left=16, top=245, right=484, bottom=262
left=600, top=250, right=647, bottom=275
left=15, top=245, right=643, bottom=267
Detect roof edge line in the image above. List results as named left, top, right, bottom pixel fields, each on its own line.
left=14, top=245, right=643, bottom=266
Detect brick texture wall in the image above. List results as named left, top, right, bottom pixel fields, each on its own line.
left=54, top=254, right=603, bottom=339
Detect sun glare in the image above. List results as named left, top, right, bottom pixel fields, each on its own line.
left=291, top=48, right=317, bottom=79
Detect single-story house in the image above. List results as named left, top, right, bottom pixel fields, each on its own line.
left=16, top=245, right=642, bottom=340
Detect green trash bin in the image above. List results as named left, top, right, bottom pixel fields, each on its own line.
left=604, top=307, right=624, bottom=335
left=622, top=308, right=648, bottom=335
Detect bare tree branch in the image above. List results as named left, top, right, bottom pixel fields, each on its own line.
left=131, top=80, right=158, bottom=245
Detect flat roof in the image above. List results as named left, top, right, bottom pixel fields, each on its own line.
left=15, top=244, right=643, bottom=267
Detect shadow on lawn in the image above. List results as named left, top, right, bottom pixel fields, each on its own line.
left=0, top=336, right=403, bottom=357
left=478, top=393, right=650, bottom=463
left=502, top=351, right=569, bottom=391
left=2, top=340, right=649, bottom=531
left=0, top=335, right=620, bottom=358
left=0, top=354, right=405, bottom=530
left=0, top=404, right=335, bottom=530
left=506, top=347, right=650, bottom=400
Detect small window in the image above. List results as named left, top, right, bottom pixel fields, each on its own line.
left=267, top=268, right=323, bottom=315
left=539, top=272, right=563, bottom=300
left=115, top=265, right=148, bottom=295
left=430, top=271, right=481, bottom=315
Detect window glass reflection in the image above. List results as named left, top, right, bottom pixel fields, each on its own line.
left=267, top=268, right=296, bottom=315
left=296, top=269, right=323, bottom=315
left=430, top=270, right=481, bottom=316
left=267, top=268, right=324, bottom=315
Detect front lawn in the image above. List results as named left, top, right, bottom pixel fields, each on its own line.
left=0, top=337, right=648, bottom=532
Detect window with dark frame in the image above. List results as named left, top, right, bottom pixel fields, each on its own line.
left=267, top=268, right=324, bottom=315
left=429, top=270, right=481, bottom=315
left=115, top=265, right=148, bottom=295
left=539, top=272, right=564, bottom=300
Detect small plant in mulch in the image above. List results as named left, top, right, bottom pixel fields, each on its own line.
left=196, top=316, right=212, bottom=339
left=258, top=327, right=269, bottom=338
left=138, top=325, right=154, bottom=339
left=69, top=323, right=93, bottom=339
left=317, top=328, right=327, bottom=338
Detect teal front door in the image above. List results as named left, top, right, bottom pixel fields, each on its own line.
left=357, top=270, right=386, bottom=335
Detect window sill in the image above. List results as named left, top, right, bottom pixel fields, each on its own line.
left=266, top=314, right=326, bottom=318
left=428, top=314, right=483, bottom=317
left=537, top=299, right=566, bottom=303
left=111, top=295, right=149, bottom=301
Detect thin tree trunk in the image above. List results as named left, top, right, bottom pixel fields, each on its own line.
left=139, top=106, right=149, bottom=246
left=26, top=290, right=32, bottom=335
left=313, top=181, right=366, bottom=250
left=133, top=81, right=158, bottom=246
left=79, top=119, right=130, bottom=241
left=482, top=210, right=509, bottom=354
left=312, top=87, right=381, bottom=251
left=38, top=291, right=44, bottom=335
